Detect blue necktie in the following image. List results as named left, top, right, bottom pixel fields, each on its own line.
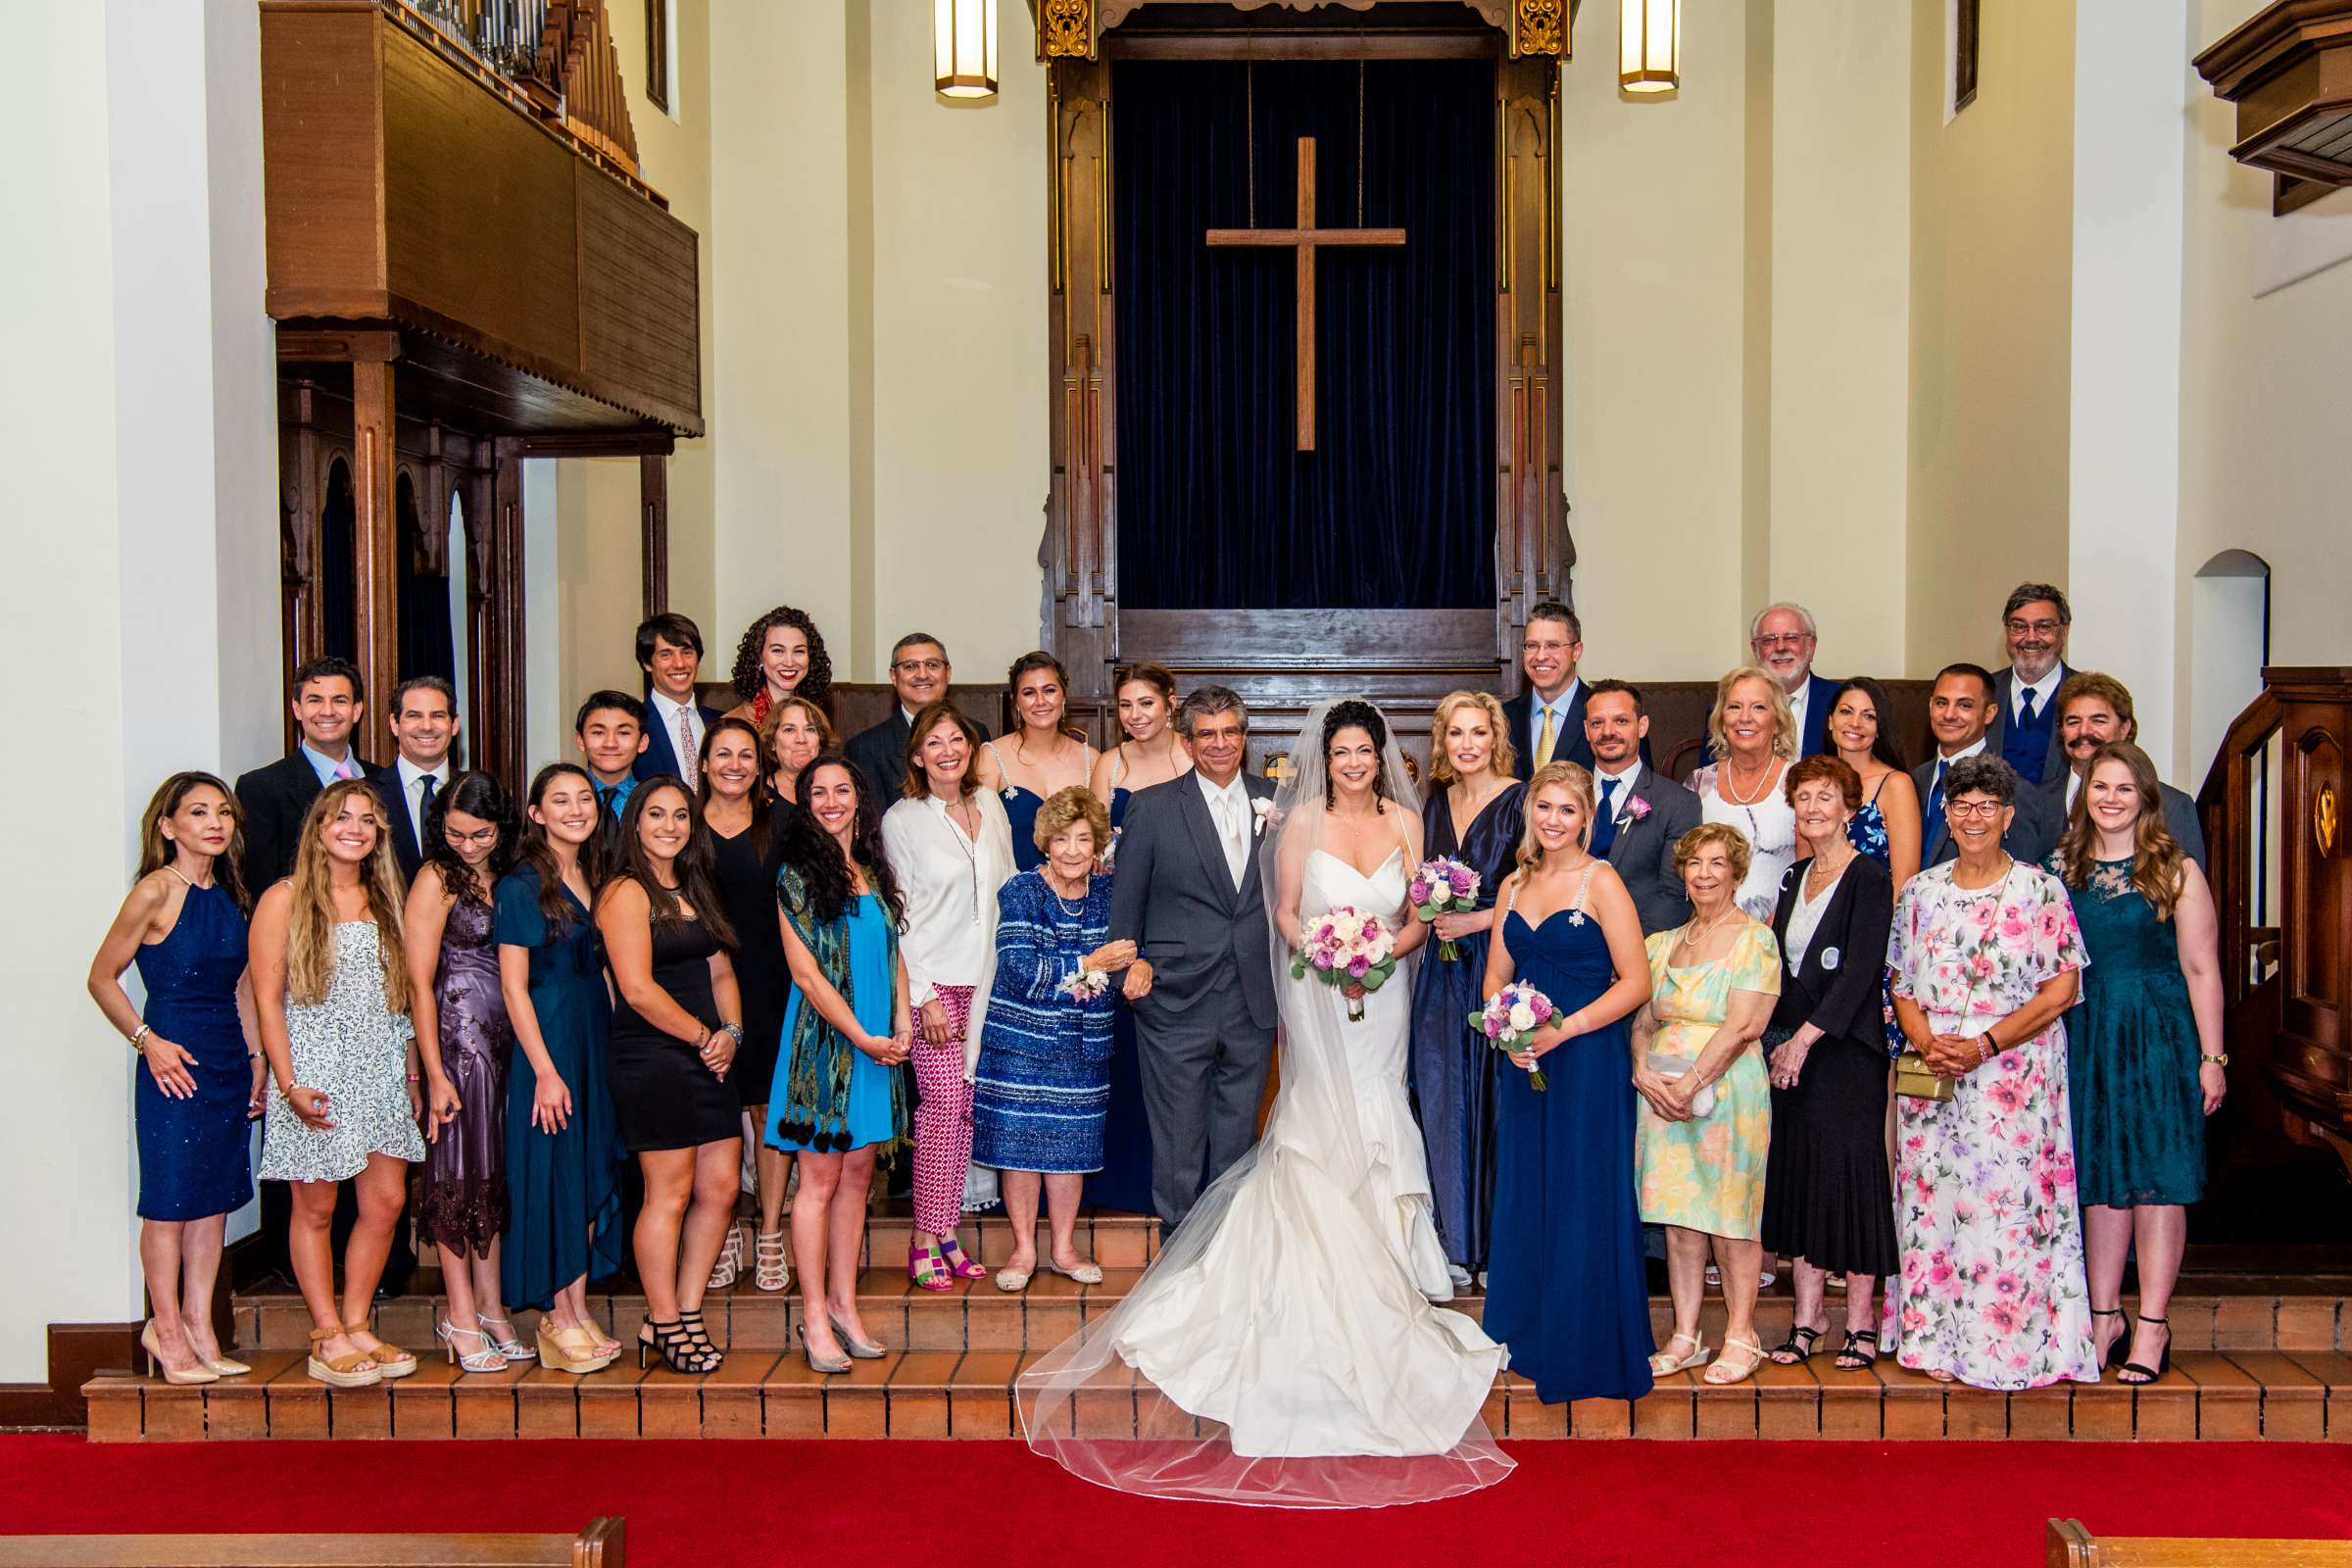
left=1927, top=760, right=1950, bottom=855
left=2018, top=687, right=2038, bottom=729
left=1591, top=777, right=1622, bottom=858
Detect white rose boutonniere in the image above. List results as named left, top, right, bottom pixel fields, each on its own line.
left=1250, top=797, right=1273, bottom=837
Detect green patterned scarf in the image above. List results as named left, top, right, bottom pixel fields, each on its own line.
left=773, top=864, right=909, bottom=1158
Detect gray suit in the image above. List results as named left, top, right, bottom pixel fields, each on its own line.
left=1914, top=753, right=2059, bottom=868
left=1107, top=772, right=1280, bottom=1229
left=1597, top=763, right=1700, bottom=933
left=2035, top=770, right=2208, bottom=875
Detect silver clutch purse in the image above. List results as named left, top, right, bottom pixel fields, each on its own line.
left=1645, top=1052, right=1717, bottom=1117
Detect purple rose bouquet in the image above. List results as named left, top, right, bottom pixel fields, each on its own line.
left=1472, top=981, right=1557, bottom=1091
left=1409, top=856, right=1482, bottom=961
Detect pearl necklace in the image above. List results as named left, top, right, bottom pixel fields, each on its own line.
left=1722, top=754, right=1777, bottom=806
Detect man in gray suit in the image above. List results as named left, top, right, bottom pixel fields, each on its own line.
left=1582, top=681, right=1700, bottom=933
left=1109, top=686, right=1280, bottom=1231
left=1915, top=662, right=2058, bottom=867
left=2037, top=671, right=2207, bottom=872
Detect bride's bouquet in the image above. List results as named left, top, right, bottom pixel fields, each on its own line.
left=1292, top=906, right=1397, bottom=1023
left=1473, top=982, right=1558, bottom=1091
left=1408, top=857, right=1481, bottom=962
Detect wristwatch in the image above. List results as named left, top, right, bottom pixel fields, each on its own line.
left=2201, top=1053, right=2229, bottom=1066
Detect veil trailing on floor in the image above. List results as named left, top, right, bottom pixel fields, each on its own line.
left=1014, top=699, right=1513, bottom=1508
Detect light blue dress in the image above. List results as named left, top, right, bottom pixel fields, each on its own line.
left=765, top=894, right=899, bottom=1152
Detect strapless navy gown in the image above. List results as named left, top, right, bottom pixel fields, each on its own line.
left=1481, top=906, right=1654, bottom=1403
left=133, top=880, right=254, bottom=1221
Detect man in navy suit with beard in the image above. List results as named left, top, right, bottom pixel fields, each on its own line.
left=1749, top=602, right=1841, bottom=758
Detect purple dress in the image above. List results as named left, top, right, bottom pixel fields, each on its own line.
left=416, top=897, right=514, bottom=1253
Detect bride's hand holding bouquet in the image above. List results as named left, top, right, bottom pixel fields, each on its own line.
left=1293, top=906, right=1397, bottom=1022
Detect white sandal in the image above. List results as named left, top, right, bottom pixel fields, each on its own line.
left=708, top=1223, right=744, bottom=1291
left=437, top=1318, right=507, bottom=1374
left=754, top=1229, right=790, bottom=1293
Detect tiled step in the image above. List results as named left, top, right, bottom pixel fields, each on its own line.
left=83, top=1347, right=2352, bottom=1444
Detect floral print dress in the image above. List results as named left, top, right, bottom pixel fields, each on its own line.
left=1885, top=860, right=2098, bottom=1390
left=1636, top=921, right=1781, bottom=1240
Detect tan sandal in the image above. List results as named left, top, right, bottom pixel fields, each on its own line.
left=537, top=1321, right=616, bottom=1375
left=305, top=1325, right=382, bottom=1388
left=1702, top=1336, right=1767, bottom=1386
left=344, top=1320, right=416, bottom=1380
left=1647, top=1332, right=1711, bottom=1376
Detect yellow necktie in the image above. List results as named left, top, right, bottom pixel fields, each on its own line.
left=1535, top=705, right=1556, bottom=770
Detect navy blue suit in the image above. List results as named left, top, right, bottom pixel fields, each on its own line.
left=1988, top=665, right=2071, bottom=789
left=636, top=698, right=722, bottom=783
left=1792, top=673, right=1842, bottom=758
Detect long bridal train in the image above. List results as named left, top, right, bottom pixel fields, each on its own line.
left=1015, top=700, right=1512, bottom=1509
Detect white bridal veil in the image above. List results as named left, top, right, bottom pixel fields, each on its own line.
left=1013, top=699, right=1513, bottom=1508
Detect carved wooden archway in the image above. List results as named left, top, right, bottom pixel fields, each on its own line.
left=1031, top=0, right=1574, bottom=766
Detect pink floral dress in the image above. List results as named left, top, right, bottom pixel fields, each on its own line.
left=1884, top=860, right=2098, bottom=1390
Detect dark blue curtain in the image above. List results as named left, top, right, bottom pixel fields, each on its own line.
left=321, top=459, right=357, bottom=663
left=395, top=477, right=457, bottom=684
left=1113, top=59, right=1494, bottom=611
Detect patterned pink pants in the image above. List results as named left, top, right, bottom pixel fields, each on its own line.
left=911, top=984, right=976, bottom=1237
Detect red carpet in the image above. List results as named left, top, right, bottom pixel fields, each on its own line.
left=5, top=1436, right=2347, bottom=1566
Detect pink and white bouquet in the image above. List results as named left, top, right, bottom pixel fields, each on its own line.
left=1292, top=906, right=1397, bottom=1023
left=1472, top=981, right=1558, bottom=1091
left=1409, top=856, right=1482, bottom=962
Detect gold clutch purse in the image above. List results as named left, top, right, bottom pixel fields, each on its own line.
left=1892, top=1050, right=1955, bottom=1102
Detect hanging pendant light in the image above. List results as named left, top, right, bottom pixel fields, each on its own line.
left=1620, top=0, right=1681, bottom=93
left=935, top=0, right=998, bottom=100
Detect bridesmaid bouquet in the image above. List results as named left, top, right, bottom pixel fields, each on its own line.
left=1292, top=906, right=1397, bottom=1022
left=1408, top=857, right=1482, bottom=962
left=1473, top=982, right=1557, bottom=1091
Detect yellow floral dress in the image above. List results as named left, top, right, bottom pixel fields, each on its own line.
left=1636, top=921, right=1781, bottom=1239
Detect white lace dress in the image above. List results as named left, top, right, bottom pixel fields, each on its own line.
left=258, top=921, right=425, bottom=1184
left=1690, top=761, right=1798, bottom=922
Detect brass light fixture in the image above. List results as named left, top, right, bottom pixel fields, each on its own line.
left=935, top=0, right=999, bottom=100
left=1620, top=0, right=1681, bottom=93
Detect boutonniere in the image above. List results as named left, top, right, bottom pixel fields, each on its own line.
left=1250, top=797, right=1273, bottom=837
left=1622, top=796, right=1652, bottom=826
left=1060, top=968, right=1111, bottom=1003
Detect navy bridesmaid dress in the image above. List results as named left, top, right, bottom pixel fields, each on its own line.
left=133, top=880, right=255, bottom=1221
left=1405, top=783, right=1522, bottom=1273
left=1481, top=900, right=1655, bottom=1403
left=1084, top=782, right=1157, bottom=1215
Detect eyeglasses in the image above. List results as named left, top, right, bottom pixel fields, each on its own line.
left=2003, top=618, right=2064, bottom=638
left=1752, top=633, right=1812, bottom=649
left=1521, top=639, right=1576, bottom=655
left=1944, top=801, right=2007, bottom=820
left=444, top=826, right=500, bottom=847
left=893, top=658, right=948, bottom=674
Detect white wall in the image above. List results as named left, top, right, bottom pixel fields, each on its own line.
left=0, top=0, right=279, bottom=1380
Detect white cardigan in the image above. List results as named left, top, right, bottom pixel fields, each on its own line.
left=881, top=789, right=1017, bottom=1074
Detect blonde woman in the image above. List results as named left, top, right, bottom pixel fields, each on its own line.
left=1688, top=666, right=1797, bottom=920
left=250, top=780, right=426, bottom=1389
left=1480, top=762, right=1655, bottom=1402
left=762, top=693, right=836, bottom=808
left=1406, top=690, right=1523, bottom=1284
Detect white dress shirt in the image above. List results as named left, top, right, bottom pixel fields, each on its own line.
left=1197, top=769, right=1251, bottom=887
left=1787, top=678, right=1813, bottom=748
left=882, top=790, right=1016, bottom=1069
left=647, top=690, right=706, bottom=770
left=2011, top=664, right=2063, bottom=726
left=396, top=756, right=451, bottom=847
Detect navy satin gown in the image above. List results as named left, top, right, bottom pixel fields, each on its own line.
left=1405, top=784, right=1522, bottom=1272
left=1084, top=785, right=1157, bottom=1214
left=1481, top=905, right=1655, bottom=1403
left=133, top=880, right=255, bottom=1221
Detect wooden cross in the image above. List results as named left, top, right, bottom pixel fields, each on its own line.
left=1205, top=136, right=1406, bottom=451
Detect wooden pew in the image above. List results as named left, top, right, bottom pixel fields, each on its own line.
left=0, top=1518, right=621, bottom=1568
left=2048, top=1518, right=2352, bottom=1567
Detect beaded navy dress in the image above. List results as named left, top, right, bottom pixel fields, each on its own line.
left=132, top=880, right=254, bottom=1221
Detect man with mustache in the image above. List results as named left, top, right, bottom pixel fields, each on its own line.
left=1988, top=583, right=2073, bottom=787
left=2036, top=672, right=2206, bottom=873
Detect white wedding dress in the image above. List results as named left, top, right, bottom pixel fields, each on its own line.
left=1016, top=703, right=1511, bottom=1509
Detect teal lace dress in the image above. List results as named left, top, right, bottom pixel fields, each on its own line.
left=2055, top=857, right=2206, bottom=1207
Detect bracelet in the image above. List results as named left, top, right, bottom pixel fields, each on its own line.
left=718, top=1022, right=745, bottom=1046
left=128, top=1023, right=151, bottom=1050
left=2201, top=1053, right=2230, bottom=1066
left=406, top=1074, right=420, bottom=1083
left=248, top=1052, right=262, bottom=1061
left=1976, top=1038, right=1995, bottom=1065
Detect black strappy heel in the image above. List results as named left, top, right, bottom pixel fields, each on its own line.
left=1769, top=1324, right=1823, bottom=1365
left=2090, top=1305, right=2128, bottom=1369
left=677, top=1308, right=725, bottom=1368
left=1834, top=1329, right=1880, bottom=1370
left=2117, top=1315, right=2170, bottom=1386
left=637, top=1318, right=719, bottom=1374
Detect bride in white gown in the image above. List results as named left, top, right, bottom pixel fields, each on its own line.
left=1017, top=699, right=1512, bottom=1508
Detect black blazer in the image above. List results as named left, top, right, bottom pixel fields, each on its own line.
left=637, top=699, right=723, bottom=784
left=1768, top=852, right=1894, bottom=1054
left=235, top=750, right=372, bottom=894
left=1501, top=685, right=1594, bottom=779
left=364, top=762, right=438, bottom=885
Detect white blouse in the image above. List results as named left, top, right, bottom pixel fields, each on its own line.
left=881, top=790, right=1017, bottom=1048
left=1783, top=862, right=1844, bottom=973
